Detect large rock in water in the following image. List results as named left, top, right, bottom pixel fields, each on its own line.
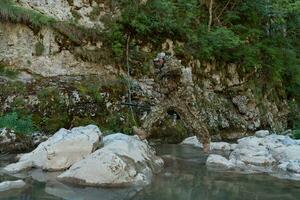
left=206, top=154, right=234, bottom=169
left=205, top=131, right=300, bottom=180
left=58, top=133, right=164, bottom=187
left=181, top=136, right=235, bottom=151
left=0, top=180, right=26, bottom=192
left=4, top=125, right=102, bottom=172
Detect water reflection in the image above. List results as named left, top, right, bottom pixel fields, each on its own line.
left=1, top=145, right=300, bottom=200
left=134, top=145, right=300, bottom=200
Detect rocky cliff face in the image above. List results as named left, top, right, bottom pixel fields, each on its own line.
left=0, top=0, right=289, bottom=142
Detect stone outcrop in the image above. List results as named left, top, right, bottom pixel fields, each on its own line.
left=202, top=130, right=300, bottom=180
left=0, top=180, right=26, bottom=192
left=31, top=132, right=49, bottom=146
left=136, top=59, right=288, bottom=139
left=4, top=125, right=102, bottom=172
left=0, top=22, right=116, bottom=77
left=206, top=154, right=234, bottom=169
left=0, top=1, right=289, bottom=141
left=58, top=133, right=164, bottom=187
left=0, top=128, right=16, bottom=147
left=16, top=0, right=117, bottom=28
left=3, top=125, right=163, bottom=187
left=0, top=128, right=32, bottom=153
left=181, top=136, right=236, bottom=151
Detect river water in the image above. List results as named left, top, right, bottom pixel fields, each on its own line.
left=1, top=144, right=300, bottom=200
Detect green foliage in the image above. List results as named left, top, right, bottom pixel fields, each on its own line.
left=103, top=109, right=137, bottom=135
left=89, top=6, right=101, bottom=20
left=103, top=0, right=299, bottom=129
left=0, top=63, right=19, bottom=79
left=41, top=113, right=70, bottom=133
left=35, top=42, right=45, bottom=56
left=0, top=0, right=103, bottom=46
left=0, top=112, right=35, bottom=135
left=150, top=118, right=188, bottom=144
left=71, top=116, right=97, bottom=128
left=293, top=129, right=300, bottom=139
left=75, top=82, right=103, bottom=103
left=0, top=0, right=55, bottom=29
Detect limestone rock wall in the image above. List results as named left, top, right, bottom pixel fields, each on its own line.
left=0, top=1, right=289, bottom=140
left=16, top=0, right=117, bottom=28
left=0, top=22, right=117, bottom=76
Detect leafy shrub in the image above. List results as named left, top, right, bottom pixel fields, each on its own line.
left=293, top=129, right=300, bottom=139
left=0, top=112, right=35, bottom=135
left=35, top=42, right=45, bottom=56
left=0, top=0, right=55, bottom=29
left=0, top=0, right=102, bottom=45
left=0, top=63, right=19, bottom=78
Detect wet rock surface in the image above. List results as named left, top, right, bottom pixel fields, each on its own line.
left=2, top=144, right=300, bottom=200
left=0, top=180, right=26, bottom=192
left=192, top=130, right=300, bottom=180
left=58, top=133, right=164, bottom=187
left=3, top=125, right=163, bottom=188
left=4, top=125, right=102, bottom=172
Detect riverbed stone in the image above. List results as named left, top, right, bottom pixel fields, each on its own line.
left=206, top=154, right=234, bottom=169
left=270, top=145, right=300, bottom=162
left=286, top=160, right=300, bottom=173
left=0, top=180, right=26, bottom=192
left=210, top=142, right=232, bottom=151
left=181, top=136, right=236, bottom=151
left=181, top=136, right=203, bottom=148
left=58, top=133, right=163, bottom=187
left=229, top=147, right=276, bottom=166
left=255, top=130, right=270, bottom=138
left=206, top=133, right=300, bottom=179
left=4, top=125, right=102, bottom=173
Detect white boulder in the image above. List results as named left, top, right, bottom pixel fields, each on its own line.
left=181, top=136, right=236, bottom=151
left=270, top=145, right=300, bottom=162
left=206, top=132, right=300, bottom=180
left=210, top=142, right=232, bottom=151
left=206, top=154, right=234, bottom=169
left=4, top=125, right=102, bottom=173
left=229, top=147, right=276, bottom=166
left=255, top=130, right=270, bottom=138
left=181, top=136, right=203, bottom=148
left=58, top=133, right=163, bottom=187
left=0, top=180, right=26, bottom=192
left=286, top=160, right=300, bottom=173
left=278, top=160, right=300, bottom=174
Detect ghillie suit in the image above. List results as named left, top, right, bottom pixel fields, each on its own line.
left=134, top=53, right=211, bottom=152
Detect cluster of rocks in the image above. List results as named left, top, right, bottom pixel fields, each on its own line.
left=0, top=128, right=48, bottom=153
left=2, top=125, right=163, bottom=190
left=182, top=130, right=300, bottom=180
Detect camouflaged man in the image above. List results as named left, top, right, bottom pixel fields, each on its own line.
left=134, top=52, right=211, bottom=153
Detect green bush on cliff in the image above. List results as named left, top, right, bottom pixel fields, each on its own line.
left=0, top=112, right=35, bottom=135
left=0, top=63, right=19, bottom=79
left=0, top=0, right=102, bottom=45
left=35, top=42, right=45, bottom=56
left=293, top=129, right=300, bottom=139
left=104, top=0, right=300, bottom=129
left=0, top=0, right=55, bottom=28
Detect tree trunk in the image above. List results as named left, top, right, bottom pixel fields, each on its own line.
left=208, top=0, right=213, bottom=31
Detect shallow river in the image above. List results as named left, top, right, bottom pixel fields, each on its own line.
left=1, top=144, right=300, bottom=200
